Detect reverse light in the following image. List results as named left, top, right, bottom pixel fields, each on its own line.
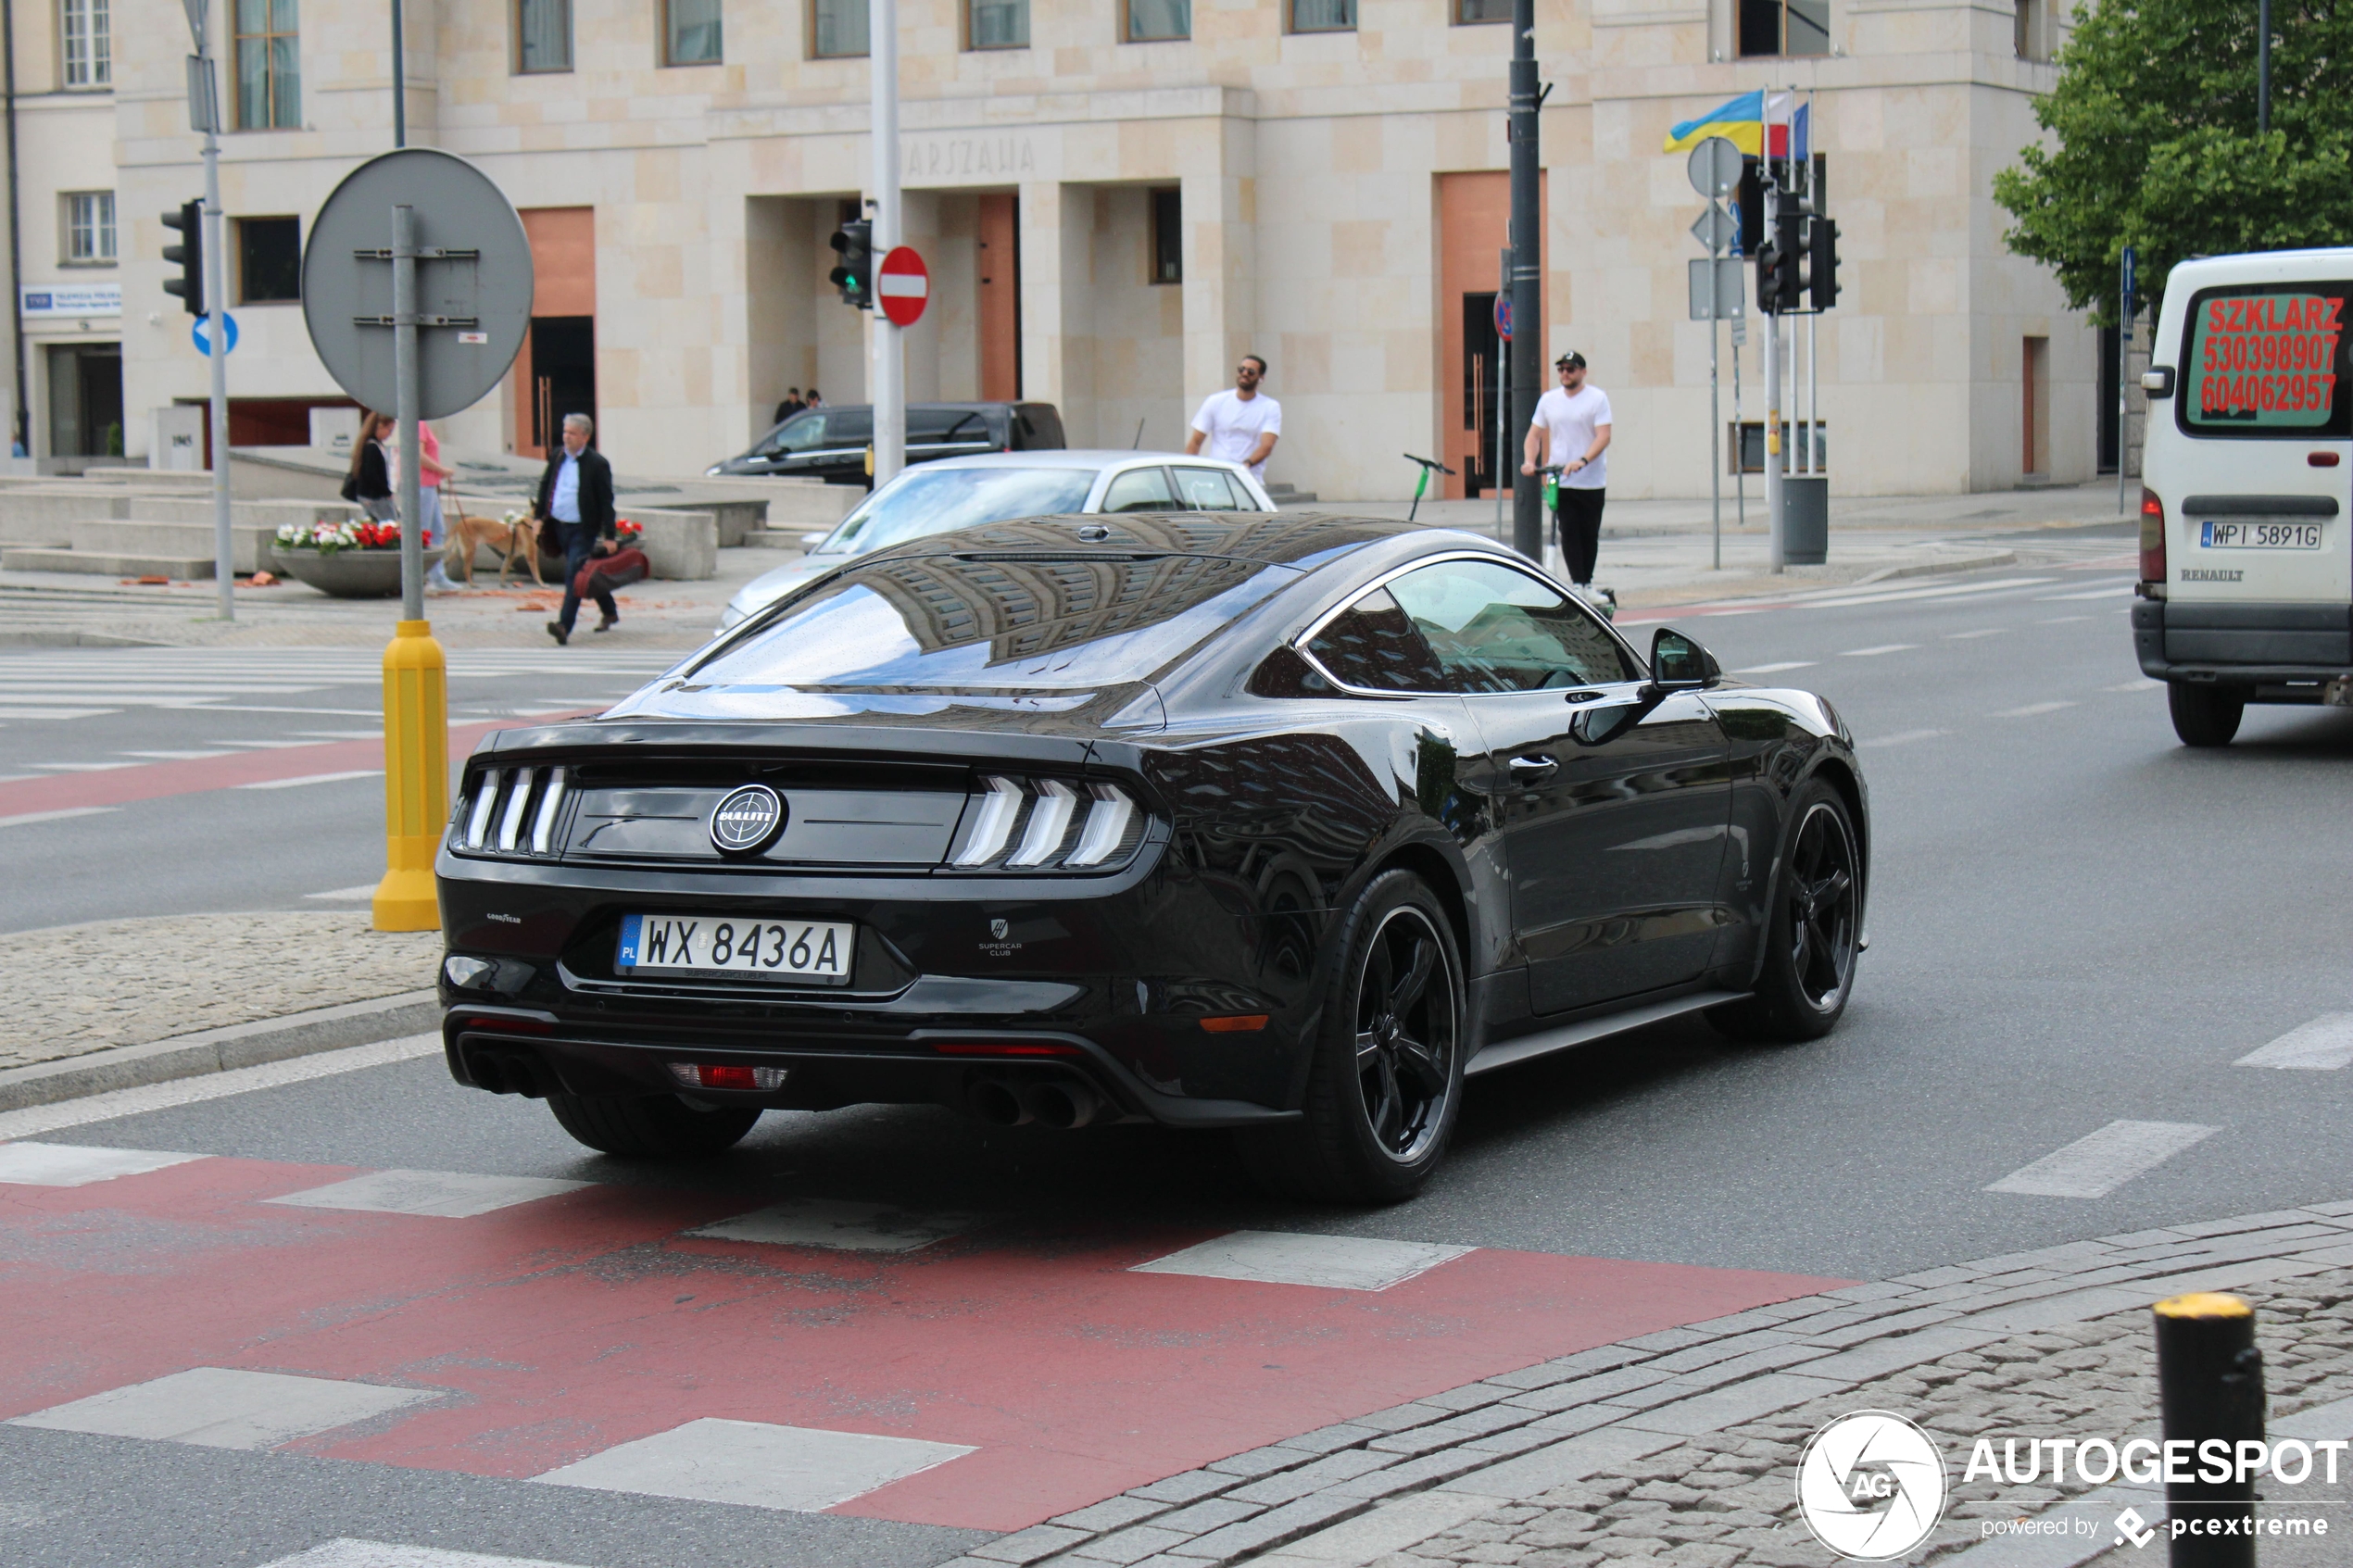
left=444, top=956, right=494, bottom=990
left=668, top=1062, right=789, bottom=1090
left=2140, top=488, right=2166, bottom=583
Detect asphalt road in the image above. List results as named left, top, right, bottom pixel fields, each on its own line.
left=6, top=534, right=2351, bottom=1567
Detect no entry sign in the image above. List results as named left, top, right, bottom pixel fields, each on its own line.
left=878, top=245, right=929, bottom=327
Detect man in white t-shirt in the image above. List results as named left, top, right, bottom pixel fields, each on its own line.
left=1186, top=355, right=1281, bottom=485
left=1519, top=351, right=1614, bottom=589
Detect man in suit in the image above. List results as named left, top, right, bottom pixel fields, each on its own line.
left=535, top=412, right=619, bottom=646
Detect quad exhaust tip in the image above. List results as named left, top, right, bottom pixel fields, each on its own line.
left=967, top=1075, right=1102, bottom=1130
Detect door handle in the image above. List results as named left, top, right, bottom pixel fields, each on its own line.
left=1508, top=755, right=1558, bottom=784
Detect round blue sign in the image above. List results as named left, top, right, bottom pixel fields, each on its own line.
left=1493, top=297, right=1514, bottom=342
left=192, top=312, right=239, bottom=357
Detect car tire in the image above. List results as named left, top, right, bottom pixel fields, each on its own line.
left=546, top=1092, right=761, bottom=1159
left=1709, top=780, right=1861, bottom=1045
left=1234, top=870, right=1466, bottom=1205
left=2168, top=682, right=2245, bottom=747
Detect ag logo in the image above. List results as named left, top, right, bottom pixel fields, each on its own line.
left=1794, top=1411, right=1948, bottom=1561
left=989, top=918, right=1010, bottom=940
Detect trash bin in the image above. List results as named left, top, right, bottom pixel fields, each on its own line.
left=1783, top=474, right=1828, bottom=565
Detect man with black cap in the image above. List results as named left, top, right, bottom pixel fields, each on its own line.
left=1520, top=350, right=1614, bottom=597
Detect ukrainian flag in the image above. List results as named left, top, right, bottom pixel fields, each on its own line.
left=1664, top=90, right=1806, bottom=157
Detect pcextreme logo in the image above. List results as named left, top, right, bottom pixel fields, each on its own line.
left=1794, top=1411, right=1949, bottom=1561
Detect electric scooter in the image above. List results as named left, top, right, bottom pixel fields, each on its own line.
left=1402, top=453, right=1454, bottom=523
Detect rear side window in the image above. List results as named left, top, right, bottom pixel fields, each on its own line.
left=1172, top=467, right=1245, bottom=509
left=1303, top=587, right=1449, bottom=693
left=911, top=408, right=990, bottom=442
left=2179, top=282, right=2353, bottom=437
left=1102, top=468, right=1177, bottom=512
left=1015, top=404, right=1066, bottom=449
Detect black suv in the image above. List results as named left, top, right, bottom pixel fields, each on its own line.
left=707, top=402, right=1066, bottom=484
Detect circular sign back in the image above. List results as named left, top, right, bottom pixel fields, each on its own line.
left=301, top=148, right=533, bottom=420
left=1686, top=135, right=1744, bottom=201
left=877, top=245, right=931, bottom=328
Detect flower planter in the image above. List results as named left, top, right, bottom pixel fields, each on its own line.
left=271, top=545, right=405, bottom=598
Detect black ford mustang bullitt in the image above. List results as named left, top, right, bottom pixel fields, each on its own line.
left=437, top=514, right=1867, bottom=1201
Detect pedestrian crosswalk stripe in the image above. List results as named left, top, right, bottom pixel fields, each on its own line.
left=8, top=1367, right=441, bottom=1450
left=304, top=884, right=378, bottom=900
left=267, top=1170, right=592, bottom=1219
left=2235, top=1014, right=2353, bottom=1071
left=260, top=1541, right=598, bottom=1568
left=1983, top=1120, right=2219, bottom=1198
left=1838, top=644, right=1917, bottom=658
left=532, top=1417, right=976, bottom=1512
left=1858, top=729, right=1944, bottom=748
left=237, top=771, right=384, bottom=790
left=1734, top=661, right=1816, bottom=674
left=1131, top=1231, right=1476, bottom=1291
left=687, top=1198, right=978, bottom=1252
left=0, top=806, right=117, bottom=829
left=0, top=1142, right=207, bottom=1186
left=1991, top=700, right=2076, bottom=718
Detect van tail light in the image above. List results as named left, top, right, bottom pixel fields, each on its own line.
left=2139, top=488, right=2166, bottom=583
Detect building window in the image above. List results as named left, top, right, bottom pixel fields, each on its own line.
left=1125, top=0, right=1188, bottom=40
left=233, top=0, right=300, bottom=129
left=63, top=192, right=115, bottom=264
left=1738, top=0, right=1829, bottom=56
left=812, top=0, right=866, bottom=56
left=518, top=0, right=572, bottom=70
left=1290, top=0, right=1354, bottom=30
left=238, top=216, right=301, bottom=302
left=60, top=0, right=109, bottom=87
left=968, top=0, right=1026, bottom=48
left=1150, top=188, right=1181, bottom=284
left=1454, top=0, right=1508, bottom=19
left=2014, top=0, right=2043, bottom=59
left=664, top=0, right=722, bottom=64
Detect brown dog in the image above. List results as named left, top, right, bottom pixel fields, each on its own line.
left=443, top=495, right=544, bottom=587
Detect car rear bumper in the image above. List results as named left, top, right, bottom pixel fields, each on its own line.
left=2133, top=599, right=2353, bottom=696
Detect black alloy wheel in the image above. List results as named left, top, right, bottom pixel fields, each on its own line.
left=1353, top=905, right=1457, bottom=1163
left=2168, top=682, right=2245, bottom=747
left=547, top=1091, right=762, bottom=1159
left=1711, top=781, right=1861, bottom=1043
left=1236, top=870, right=1466, bottom=1204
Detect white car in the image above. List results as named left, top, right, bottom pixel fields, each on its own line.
left=2134, top=246, right=2353, bottom=746
left=716, top=450, right=1277, bottom=632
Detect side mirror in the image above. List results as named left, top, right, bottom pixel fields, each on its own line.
left=2141, top=366, right=2175, bottom=399
left=1649, top=627, right=1721, bottom=693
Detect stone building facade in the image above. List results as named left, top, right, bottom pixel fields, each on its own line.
left=10, top=0, right=2099, bottom=497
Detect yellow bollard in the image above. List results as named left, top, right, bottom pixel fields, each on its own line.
left=372, top=619, right=448, bottom=932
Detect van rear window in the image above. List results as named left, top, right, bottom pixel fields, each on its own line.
left=2179, top=282, right=2353, bottom=437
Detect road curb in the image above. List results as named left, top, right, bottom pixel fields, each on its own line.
left=0, top=989, right=441, bottom=1113
left=942, top=1198, right=2353, bottom=1568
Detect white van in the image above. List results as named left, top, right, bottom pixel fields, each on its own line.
left=2134, top=248, right=2352, bottom=746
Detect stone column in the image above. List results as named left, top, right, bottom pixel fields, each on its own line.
left=1181, top=119, right=1257, bottom=428
left=1019, top=180, right=1095, bottom=445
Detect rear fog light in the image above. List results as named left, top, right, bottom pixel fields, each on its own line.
left=669, top=1063, right=789, bottom=1090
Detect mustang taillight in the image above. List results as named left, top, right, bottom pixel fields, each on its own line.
left=454, top=766, right=568, bottom=857
left=2140, top=488, right=2167, bottom=584
left=949, top=776, right=1146, bottom=872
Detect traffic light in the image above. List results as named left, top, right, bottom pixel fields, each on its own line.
left=828, top=219, right=873, bottom=308
left=1808, top=215, right=1841, bottom=311
left=1769, top=210, right=1806, bottom=314
left=161, top=200, right=203, bottom=315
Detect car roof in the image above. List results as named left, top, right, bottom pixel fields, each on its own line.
left=897, top=449, right=1250, bottom=472
left=854, top=511, right=1422, bottom=567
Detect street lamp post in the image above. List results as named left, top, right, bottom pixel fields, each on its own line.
left=870, top=0, right=904, bottom=487
left=1507, top=0, right=1543, bottom=563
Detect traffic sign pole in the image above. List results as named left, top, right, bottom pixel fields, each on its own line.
left=302, top=148, right=532, bottom=933
left=871, top=0, right=903, bottom=488
left=179, top=0, right=235, bottom=620
left=1687, top=138, right=1741, bottom=576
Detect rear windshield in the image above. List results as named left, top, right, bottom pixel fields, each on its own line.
left=695, top=552, right=1293, bottom=691
left=2179, top=282, right=2353, bottom=437
left=816, top=466, right=1099, bottom=557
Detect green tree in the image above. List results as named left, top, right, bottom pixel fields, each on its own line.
left=1994, top=0, right=2353, bottom=323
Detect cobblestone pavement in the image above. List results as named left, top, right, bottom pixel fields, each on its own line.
left=2, top=911, right=439, bottom=1068
left=940, top=1203, right=2353, bottom=1568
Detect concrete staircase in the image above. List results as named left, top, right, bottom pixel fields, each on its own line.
left=0, top=491, right=355, bottom=579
